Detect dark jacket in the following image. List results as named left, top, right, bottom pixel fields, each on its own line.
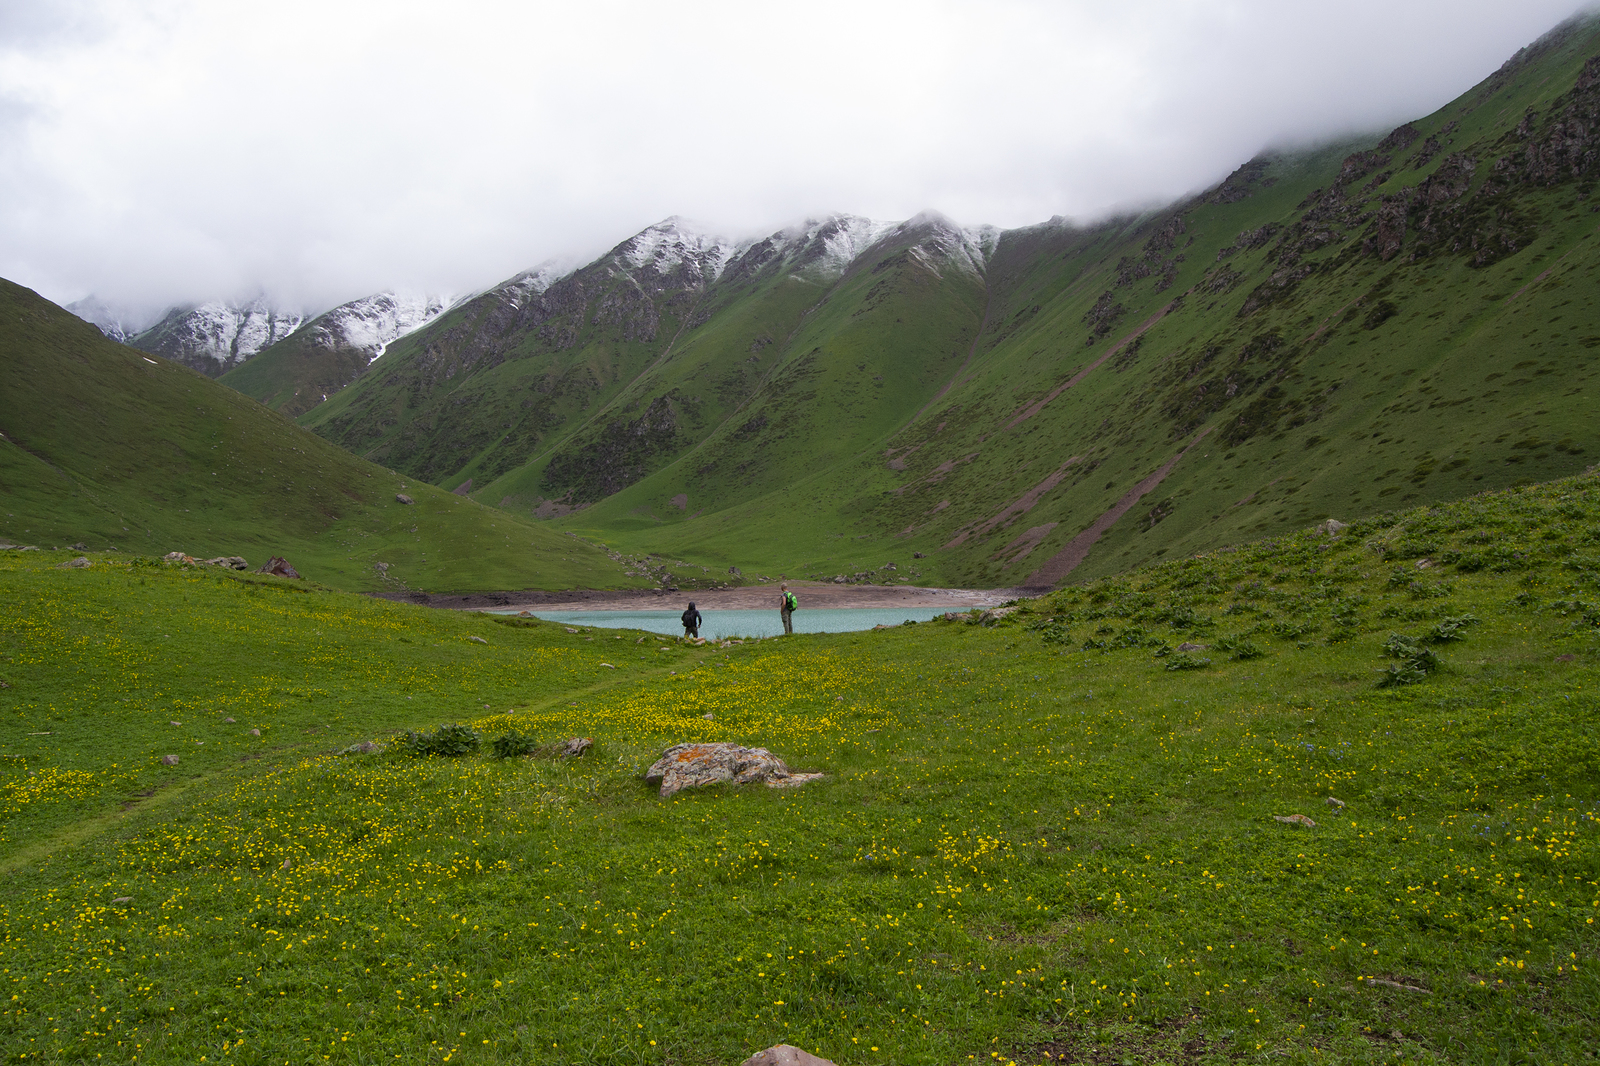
left=681, top=607, right=702, bottom=629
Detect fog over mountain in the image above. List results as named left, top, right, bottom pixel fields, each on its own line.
left=1, top=0, right=1591, bottom=319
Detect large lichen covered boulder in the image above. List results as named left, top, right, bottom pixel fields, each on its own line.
left=644, top=743, right=822, bottom=798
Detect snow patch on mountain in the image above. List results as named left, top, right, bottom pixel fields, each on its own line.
left=294, top=291, right=458, bottom=364
left=616, top=217, right=739, bottom=283
left=130, top=297, right=306, bottom=376
left=65, top=296, right=159, bottom=344
left=493, top=257, right=579, bottom=308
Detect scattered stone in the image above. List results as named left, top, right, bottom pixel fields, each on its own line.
left=396, top=493, right=415, bottom=505
left=566, top=627, right=580, bottom=634
left=729, top=565, right=742, bottom=576
left=203, top=556, right=248, bottom=570
left=645, top=742, right=823, bottom=798
left=703, top=712, right=715, bottom=720
left=741, top=1046, right=837, bottom=1066
left=1414, top=557, right=1433, bottom=569
left=281, top=858, right=291, bottom=869
left=834, top=696, right=843, bottom=702
left=1176, top=642, right=1209, bottom=652
left=163, top=551, right=196, bottom=564
left=833, top=575, right=847, bottom=583
left=160, top=754, right=179, bottom=766
left=978, top=606, right=1018, bottom=625
left=1364, top=977, right=1430, bottom=993
left=1273, top=814, right=1317, bottom=827
left=71, top=542, right=88, bottom=550
left=1326, top=796, right=1346, bottom=810
left=223, top=717, right=236, bottom=723
left=112, top=897, right=132, bottom=905
left=256, top=556, right=302, bottom=579
left=913, top=551, right=927, bottom=559
left=599, top=662, right=615, bottom=669
left=467, top=635, right=488, bottom=644
left=249, top=728, right=261, bottom=737
left=170, top=720, right=182, bottom=726
left=340, top=741, right=382, bottom=755
left=58, top=556, right=91, bottom=569
left=518, top=610, right=533, bottom=617
left=559, top=737, right=593, bottom=757
left=1316, top=518, right=1349, bottom=536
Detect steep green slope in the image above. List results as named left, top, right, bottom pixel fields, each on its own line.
left=563, top=17, right=1600, bottom=585
left=0, top=279, right=642, bottom=593
left=3, top=473, right=1597, bottom=1062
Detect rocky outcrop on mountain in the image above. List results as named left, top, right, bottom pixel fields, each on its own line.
left=130, top=297, right=305, bottom=377
left=543, top=393, right=682, bottom=502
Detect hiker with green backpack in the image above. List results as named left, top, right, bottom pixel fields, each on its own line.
left=779, top=583, right=797, bottom=635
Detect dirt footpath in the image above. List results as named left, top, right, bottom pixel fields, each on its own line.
left=373, top=583, right=1032, bottom=613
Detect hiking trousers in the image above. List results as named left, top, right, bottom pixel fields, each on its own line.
left=781, top=608, right=793, bottom=635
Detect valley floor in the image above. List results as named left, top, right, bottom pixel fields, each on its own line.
left=375, top=582, right=1023, bottom=613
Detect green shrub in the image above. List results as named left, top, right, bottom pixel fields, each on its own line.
left=489, top=729, right=539, bottom=759
left=1164, top=653, right=1211, bottom=671
left=395, top=723, right=482, bottom=757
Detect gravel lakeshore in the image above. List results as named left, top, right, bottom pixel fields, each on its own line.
left=371, top=583, right=1032, bottom=613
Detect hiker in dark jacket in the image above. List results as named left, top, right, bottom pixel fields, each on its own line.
left=779, top=584, right=796, bottom=635
left=681, top=601, right=702, bottom=640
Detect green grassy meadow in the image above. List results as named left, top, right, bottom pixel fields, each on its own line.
left=2, top=474, right=1596, bottom=1064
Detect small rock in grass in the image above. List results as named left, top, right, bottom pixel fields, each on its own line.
left=249, top=728, right=261, bottom=737
left=1326, top=796, right=1346, bottom=810
left=703, top=712, right=714, bottom=720
left=395, top=493, right=414, bottom=505
left=468, top=635, right=488, bottom=644
left=58, top=556, right=91, bottom=569
left=741, top=1045, right=837, bottom=1066
left=170, top=720, right=181, bottom=726
left=559, top=737, right=593, bottom=758
left=160, top=754, right=179, bottom=766
left=341, top=741, right=381, bottom=755
left=565, top=627, right=579, bottom=634
left=281, top=858, right=291, bottom=869
left=112, top=897, right=132, bottom=904
left=599, top=662, right=615, bottom=669
left=223, top=717, right=236, bottom=723
left=1274, top=814, right=1316, bottom=827
left=1176, top=642, right=1209, bottom=652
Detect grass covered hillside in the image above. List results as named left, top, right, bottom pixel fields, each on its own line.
left=0, top=279, right=642, bottom=593
left=2, top=473, right=1595, bottom=1063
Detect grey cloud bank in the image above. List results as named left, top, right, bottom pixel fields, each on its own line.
left=0, top=0, right=1592, bottom=321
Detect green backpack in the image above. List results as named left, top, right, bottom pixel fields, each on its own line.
left=783, top=591, right=797, bottom=612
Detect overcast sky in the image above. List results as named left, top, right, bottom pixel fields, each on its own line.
left=1, top=0, right=1592, bottom=320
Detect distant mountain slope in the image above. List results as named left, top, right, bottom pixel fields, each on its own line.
left=221, top=291, right=456, bottom=417
left=0, top=278, right=643, bottom=593
left=129, top=297, right=306, bottom=377
left=298, top=14, right=1600, bottom=589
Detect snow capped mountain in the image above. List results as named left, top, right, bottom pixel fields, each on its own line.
left=610, top=217, right=740, bottom=286
left=297, top=291, right=458, bottom=364
left=64, top=295, right=158, bottom=344
left=490, top=258, right=580, bottom=308
left=130, top=297, right=306, bottom=377
left=886, top=212, right=1001, bottom=279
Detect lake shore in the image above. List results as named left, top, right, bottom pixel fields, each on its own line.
left=372, top=582, right=1034, bottom=613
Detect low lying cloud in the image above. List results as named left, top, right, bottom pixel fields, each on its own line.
left=1, top=0, right=1591, bottom=318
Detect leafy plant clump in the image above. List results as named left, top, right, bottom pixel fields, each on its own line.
left=1428, top=614, right=1481, bottom=642
left=396, top=723, right=482, bottom=757
left=1377, top=632, right=1442, bottom=687
left=1163, top=652, right=1212, bottom=671
left=489, top=729, right=539, bottom=759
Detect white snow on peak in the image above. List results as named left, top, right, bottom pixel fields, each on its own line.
left=65, top=295, right=160, bottom=344
left=494, top=257, right=579, bottom=307
left=297, top=291, right=459, bottom=364
left=617, top=217, right=739, bottom=282
left=778, top=215, right=898, bottom=279
left=135, top=296, right=305, bottom=371
left=887, top=212, right=1001, bottom=278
